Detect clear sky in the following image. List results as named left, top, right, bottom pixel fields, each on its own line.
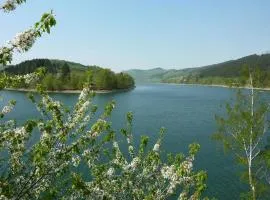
left=1, top=0, right=270, bottom=72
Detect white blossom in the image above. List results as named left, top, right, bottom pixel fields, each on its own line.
left=1, top=0, right=17, bottom=12
left=181, top=157, right=193, bottom=173
left=161, top=165, right=174, bottom=179
left=11, top=29, right=36, bottom=52
left=130, top=157, right=140, bottom=170
left=23, top=73, right=39, bottom=84
left=82, top=149, right=91, bottom=157
left=128, top=145, right=133, bottom=153
left=2, top=105, right=13, bottom=114
left=14, top=126, right=26, bottom=136
left=0, top=194, right=9, bottom=200
left=78, top=88, right=90, bottom=101
left=127, top=137, right=131, bottom=144
left=72, top=155, right=81, bottom=167
left=0, top=47, right=12, bottom=64
left=153, top=143, right=160, bottom=152
left=113, top=141, right=118, bottom=148
left=107, top=167, right=115, bottom=177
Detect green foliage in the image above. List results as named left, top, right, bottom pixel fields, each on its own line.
left=127, top=54, right=270, bottom=88
left=59, top=63, right=70, bottom=80
left=0, top=11, right=56, bottom=65
left=116, top=72, right=135, bottom=89
left=0, top=84, right=208, bottom=199
left=0, top=1, right=207, bottom=199
left=213, top=70, right=270, bottom=199
left=95, top=68, right=116, bottom=90
left=125, top=68, right=167, bottom=83
left=35, top=11, right=57, bottom=35
left=2, top=59, right=135, bottom=91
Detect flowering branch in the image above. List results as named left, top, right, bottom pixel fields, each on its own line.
left=0, top=11, right=56, bottom=65
left=0, top=0, right=26, bottom=12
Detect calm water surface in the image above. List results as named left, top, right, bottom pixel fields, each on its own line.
left=2, top=84, right=269, bottom=199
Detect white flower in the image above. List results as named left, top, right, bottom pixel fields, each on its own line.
left=128, top=145, right=134, bottom=153
left=113, top=141, right=118, bottom=148
left=78, top=100, right=90, bottom=113
left=72, top=155, right=81, bottom=167
left=41, top=131, right=50, bottom=140
left=91, top=131, right=99, bottom=137
left=83, top=149, right=91, bottom=157
left=179, top=193, right=186, bottom=200
left=0, top=194, right=9, bottom=200
left=167, top=185, right=175, bottom=195
left=0, top=47, right=12, bottom=64
left=54, top=101, right=61, bottom=108
left=107, top=167, right=115, bottom=177
left=23, top=73, right=39, bottom=84
left=181, top=159, right=193, bottom=173
left=161, top=165, right=175, bottom=180
left=14, top=127, right=26, bottom=136
left=153, top=143, right=160, bottom=152
left=1, top=0, right=16, bottom=12
left=78, top=88, right=89, bottom=101
left=123, top=157, right=140, bottom=171
left=2, top=105, right=13, bottom=114
left=37, top=122, right=44, bottom=130
left=11, top=29, right=36, bottom=52
left=130, top=157, right=140, bottom=170
left=127, top=138, right=131, bottom=144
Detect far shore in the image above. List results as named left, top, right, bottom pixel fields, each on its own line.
left=5, top=83, right=270, bottom=93
left=4, top=87, right=134, bottom=94
left=160, top=82, right=270, bottom=91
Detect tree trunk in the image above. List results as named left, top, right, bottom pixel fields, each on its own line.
left=248, top=161, right=256, bottom=200
left=249, top=72, right=256, bottom=200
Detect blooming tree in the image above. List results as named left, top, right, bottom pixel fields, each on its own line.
left=0, top=1, right=207, bottom=199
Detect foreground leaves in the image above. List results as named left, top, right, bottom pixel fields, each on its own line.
left=0, top=86, right=207, bottom=199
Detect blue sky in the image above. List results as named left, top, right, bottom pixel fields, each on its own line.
left=1, top=0, right=270, bottom=71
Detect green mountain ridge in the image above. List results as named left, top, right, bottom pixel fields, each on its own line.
left=3, top=58, right=97, bottom=74
left=125, top=68, right=167, bottom=83
left=126, top=54, right=270, bottom=86
left=50, top=59, right=89, bottom=70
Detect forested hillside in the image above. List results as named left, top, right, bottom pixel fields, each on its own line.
left=126, top=54, right=270, bottom=87
left=2, top=59, right=135, bottom=91
left=125, top=68, right=167, bottom=83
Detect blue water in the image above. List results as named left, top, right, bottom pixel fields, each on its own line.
left=2, top=84, right=266, bottom=199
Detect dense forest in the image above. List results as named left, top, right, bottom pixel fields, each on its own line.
left=2, top=59, right=135, bottom=91
left=126, top=54, right=270, bottom=88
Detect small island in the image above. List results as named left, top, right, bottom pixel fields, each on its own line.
left=2, top=59, right=135, bottom=92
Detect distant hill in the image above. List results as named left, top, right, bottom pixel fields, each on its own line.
left=50, top=59, right=89, bottom=70
left=190, top=54, right=270, bottom=77
left=126, top=54, right=270, bottom=86
left=2, top=59, right=98, bottom=74
left=124, top=68, right=167, bottom=83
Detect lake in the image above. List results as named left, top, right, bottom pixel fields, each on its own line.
left=2, top=83, right=267, bottom=199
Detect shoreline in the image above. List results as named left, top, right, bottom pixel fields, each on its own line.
left=160, top=82, right=270, bottom=91
left=5, top=83, right=270, bottom=93
left=4, top=87, right=134, bottom=94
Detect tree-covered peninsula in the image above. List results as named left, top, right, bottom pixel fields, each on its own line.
left=1, top=59, right=135, bottom=91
